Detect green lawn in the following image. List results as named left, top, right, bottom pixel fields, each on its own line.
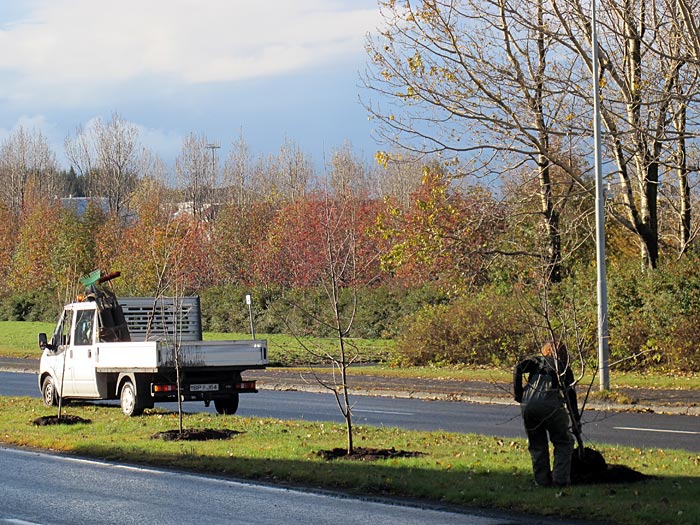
left=0, top=321, right=55, bottom=358
left=0, top=397, right=697, bottom=525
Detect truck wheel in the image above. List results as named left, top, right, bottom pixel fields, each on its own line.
left=120, top=380, right=144, bottom=416
left=214, top=393, right=239, bottom=415
left=42, top=376, right=59, bottom=407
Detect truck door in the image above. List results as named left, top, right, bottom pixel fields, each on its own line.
left=54, top=309, right=75, bottom=397
left=71, top=308, right=99, bottom=397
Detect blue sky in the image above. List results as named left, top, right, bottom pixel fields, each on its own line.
left=0, top=0, right=383, bottom=172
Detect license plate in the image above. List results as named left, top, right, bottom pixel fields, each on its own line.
left=190, top=383, right=218, bottom=392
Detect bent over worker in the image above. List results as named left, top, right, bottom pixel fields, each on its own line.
left=513, top=341, right=580, bottom=487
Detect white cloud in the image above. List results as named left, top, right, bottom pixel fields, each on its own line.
left=0, top=0, right=380, bottom=105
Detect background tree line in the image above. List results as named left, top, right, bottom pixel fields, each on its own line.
left=4, top=0, right=700, bottom=373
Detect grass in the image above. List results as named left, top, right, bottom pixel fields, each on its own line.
left=0, top=396, right=698, bottom=525
left=0, top=321, right=55, bottom=358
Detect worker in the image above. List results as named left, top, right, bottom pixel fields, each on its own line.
left=513, top=341, right=580, bottom=487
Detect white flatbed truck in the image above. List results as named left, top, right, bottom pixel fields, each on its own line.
left=38, top=271, right=267, bottom=416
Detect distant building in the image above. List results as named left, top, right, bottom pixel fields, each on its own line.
left=60, top=196, right=110, bottom=216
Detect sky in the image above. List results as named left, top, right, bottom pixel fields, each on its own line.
left=0, top=0, right=384, bottom=173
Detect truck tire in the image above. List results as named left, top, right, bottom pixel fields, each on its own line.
left=214, top=393, right=239, bottom=415
left=42, top=376, right=59, bottom=407
left=120, top=380, right=144, bottom=416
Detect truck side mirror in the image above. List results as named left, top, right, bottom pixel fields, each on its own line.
left=38, top=333, right=55, bottom=352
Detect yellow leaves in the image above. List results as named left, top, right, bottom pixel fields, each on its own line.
left=375, top=150, right=390, bottom=168
left=407, top=52, right=424, bottom=75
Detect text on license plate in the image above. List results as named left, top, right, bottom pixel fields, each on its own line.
left=190, top=383, right=219, bottom=392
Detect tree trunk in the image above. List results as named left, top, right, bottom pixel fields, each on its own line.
left=675, top=102, right=692, bottom=256
left=534, top=0, right=562, bottom=283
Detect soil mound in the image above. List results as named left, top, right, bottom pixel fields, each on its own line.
left=151, top=428, right=243, bottom=441
left=32, top=415, right=91, bottom=426
left=317, top=447, right=424, bottom=461
left=571, top=447, right=652, bottom=484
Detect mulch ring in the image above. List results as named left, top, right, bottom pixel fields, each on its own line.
left=572, top=447, right=653, bottom=484
left=316, top=447, right=424, bottom=461
left=151, top=428, right=244, bottom=441
left=32, top=415, right=92, bottom=426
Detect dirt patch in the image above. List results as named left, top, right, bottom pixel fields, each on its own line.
left=151, top=428, right=244, bottom=441
left=316, top=447, right=425, bottom=461
left=32, top=415, right=91, bottom=426
left=571, top=447, right=652, bottom=484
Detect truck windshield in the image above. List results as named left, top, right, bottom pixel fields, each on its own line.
left=74, top=309, right=95, bottom=346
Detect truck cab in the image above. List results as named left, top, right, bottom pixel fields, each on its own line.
left=40, top=302, right=101, bottom=400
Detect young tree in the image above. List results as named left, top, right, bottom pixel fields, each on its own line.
left=256, top=191, right=382, bottom=453
left=150, top=218, right=197, bottom=434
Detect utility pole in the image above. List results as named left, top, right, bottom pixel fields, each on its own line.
left=205, top=142, right=220, bottom=219
left=591, top=0, right=610, bottom=391
left=206, top=142, right=220, bottom=184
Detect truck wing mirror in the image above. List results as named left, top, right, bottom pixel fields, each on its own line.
left=38, top=333, right=56, bottom=352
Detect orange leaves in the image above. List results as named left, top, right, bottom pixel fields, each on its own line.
left=372, top=167, right=505, bottom=292
left=254, top=194, right=382, bottom=289
left=9, top=201, right=64, bottom=292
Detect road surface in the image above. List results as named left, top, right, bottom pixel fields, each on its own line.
left=2, top=446, right=547, bottom=525
left=1, top=371, right=698, bottom=452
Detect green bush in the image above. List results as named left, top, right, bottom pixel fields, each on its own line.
left=605, top=256, right=700, bottom=371
left=199, top=283, right=446, bottom=340
left=0, top=290, right=59, bottom=322
left=394, top=291, right=531, bottom=366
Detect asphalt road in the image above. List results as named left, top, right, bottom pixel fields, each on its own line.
left=1, top=446, right=532, bottom=525
left=2, top=371, right=699, bottom=451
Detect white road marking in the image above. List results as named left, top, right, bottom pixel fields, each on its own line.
left=614, top=426, right=700, bottom=435
left=1, top=519, right=44, bottom=525
left=353, top=409, right=413, bottom=416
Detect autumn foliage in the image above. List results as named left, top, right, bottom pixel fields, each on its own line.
left=374, top=168, right=506, bottom=292
left=254, top=193, right=383, bottom=288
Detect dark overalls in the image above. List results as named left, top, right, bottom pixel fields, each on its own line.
left=514, top=356, right=578, bottom=487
